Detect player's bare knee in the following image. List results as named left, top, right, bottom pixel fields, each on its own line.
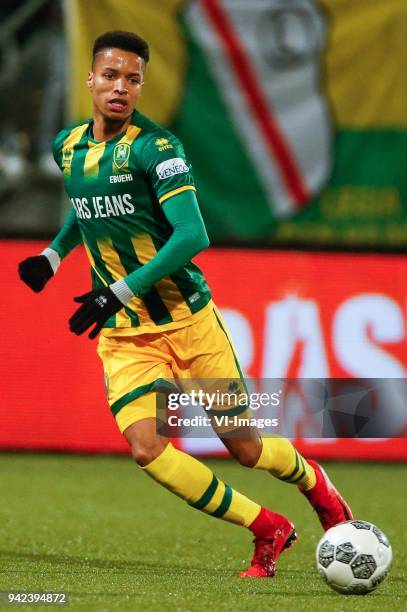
left=221, top=430, right=262, bottom=468
left=229, top=445, right=260, bottom=468
left=236, top=449, right=260, bottom=468
left=222, top=435, right=262, bottom=468
left=123, top=419, right=168, bottom=466
left=130, top=438, right=167, bottom=467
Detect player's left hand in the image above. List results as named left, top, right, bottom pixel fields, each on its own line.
left=69, top=288, right=123, bottom=339
left=18, top=255, right=54, bottom=292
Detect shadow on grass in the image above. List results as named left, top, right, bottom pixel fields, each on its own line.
left=3, top=549, right=401, bottom=601
left=0, top=549, right=235, bottom=575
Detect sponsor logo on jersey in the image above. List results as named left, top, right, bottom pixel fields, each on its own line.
left=156, top=157, right=189, bottom=180
left=70, top=193, right=135, bottom=219
left=109, top=173, right=133, bottom=183
left=155, top=137, right=173, bottom=152
left=113, top=142, right=131, bottom=170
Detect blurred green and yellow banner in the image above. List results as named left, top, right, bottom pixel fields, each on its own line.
left=65, top=0, right=407, bottom=248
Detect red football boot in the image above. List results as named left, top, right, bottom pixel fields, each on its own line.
left=301, top=460, right=353, bottom=531
left=240, top=507, right=297, bottom=578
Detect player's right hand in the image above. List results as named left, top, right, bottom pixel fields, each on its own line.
left=18, top=255, right=54, bottom=292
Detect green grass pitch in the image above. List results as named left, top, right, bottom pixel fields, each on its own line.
left=0, top=454, right=405, bottom=611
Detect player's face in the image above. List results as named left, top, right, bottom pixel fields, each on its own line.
left=87, top=48, right=144, bottom=121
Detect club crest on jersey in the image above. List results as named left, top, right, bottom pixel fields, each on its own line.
left=112, top=142, right=130, bottom=171
left=62, top=147, right=73, bottom=174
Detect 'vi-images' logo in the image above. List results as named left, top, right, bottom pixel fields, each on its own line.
left=113, top=142, right=131, bottom=171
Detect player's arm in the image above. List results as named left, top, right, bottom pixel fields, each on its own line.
left=111, top=188, right=209, bottom=301
left=114, top=130, right=209, bottom=298
left=18, top=208, right=82, bottom=292
left=19, top=128, right=83, bottom=292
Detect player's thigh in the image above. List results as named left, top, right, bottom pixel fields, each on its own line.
left=186, top=305, right=244, bottom=381
left=97, top=333, right=174, bottom=435
left=181, top=307, right=259, bottom=444
left=184, top=305, right=247, bottom=413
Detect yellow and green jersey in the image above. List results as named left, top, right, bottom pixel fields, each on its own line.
left=51, top=110, right=211, bottom=332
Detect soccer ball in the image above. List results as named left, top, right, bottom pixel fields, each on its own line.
left=316, top=520, right=392, bottom=594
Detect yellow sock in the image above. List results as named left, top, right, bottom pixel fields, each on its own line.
left=143, top=443, right=260, bottom=527
left=255, top=437, right=316, bottom=491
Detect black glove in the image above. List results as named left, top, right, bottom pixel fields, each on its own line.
left=69, top=287, right=123, bottom=339
left=18, top=255, right=54, bottom=292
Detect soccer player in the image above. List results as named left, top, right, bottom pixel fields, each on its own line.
left=18, top=31, right=352, bottom=577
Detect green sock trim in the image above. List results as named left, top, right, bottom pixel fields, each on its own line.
left=289, top=456, right=307, bottom=484
left=280, top=449, right=300, bottom=481
left=212, top=484, right=233, bottom=517
left=190, top=474, right=219, bottom=509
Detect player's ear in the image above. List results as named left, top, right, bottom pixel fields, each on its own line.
left=87, top=71, right=94, bottom=91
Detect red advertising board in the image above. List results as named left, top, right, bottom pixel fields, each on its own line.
left=1, top=241, right=406, bottom=459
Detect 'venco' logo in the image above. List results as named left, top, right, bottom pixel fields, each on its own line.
left=156, top=157, right=189, bottom=180
left=113, top=142, right=131, bottom=171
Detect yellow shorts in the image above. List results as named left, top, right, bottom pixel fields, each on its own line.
left=97, top=303, right=248, bottom=433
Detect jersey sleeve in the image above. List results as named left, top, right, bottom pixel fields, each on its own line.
left=139, top=130, right=196, bottom=205
left=52, top=129, right=68, bottom=170
left=120, top=189, right=209, bottom=297
left=49, top=208, right=83, bottom=259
